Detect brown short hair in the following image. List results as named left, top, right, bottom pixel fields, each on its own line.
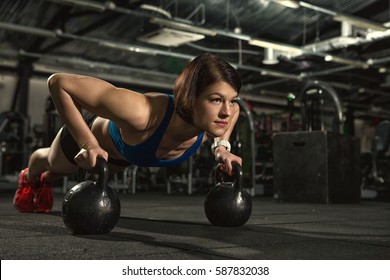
left=173, top=53, right=241, bottom=123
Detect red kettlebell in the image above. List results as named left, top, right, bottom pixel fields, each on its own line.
left=204, top=162, right=252, bottom=227
left=62, top=157, right=121, bottom=235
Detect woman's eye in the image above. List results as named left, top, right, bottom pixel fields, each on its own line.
left=230, top=99, right=238, bottom=105
left=212, top=98, right=222, bottom=103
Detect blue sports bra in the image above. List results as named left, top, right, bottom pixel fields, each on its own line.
left=108, top=95, right=205, bottom=167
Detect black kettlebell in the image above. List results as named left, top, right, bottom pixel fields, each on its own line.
left=62, top=157, right=121, bottom=235
left=204, top=162, right=252, bottom=227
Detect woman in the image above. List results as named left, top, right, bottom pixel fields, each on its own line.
left=13, top=52, right=243, bottom=213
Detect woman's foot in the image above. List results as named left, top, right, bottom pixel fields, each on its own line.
left=13, top=169, right=54, bottom=213
left=33, top=173, right=54, bottom=213
left=13, top=168, right=36, bottom=212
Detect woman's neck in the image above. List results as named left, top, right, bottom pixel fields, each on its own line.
left=168, top=112, right=203, bottom=142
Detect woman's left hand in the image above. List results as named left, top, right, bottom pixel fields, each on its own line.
left=214, top=146, right=242, bottom=175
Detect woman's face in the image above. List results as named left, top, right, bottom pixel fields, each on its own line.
left=192, top=81, right=239, bottom=137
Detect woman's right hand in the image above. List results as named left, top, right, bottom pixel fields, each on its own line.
left=74, top=143, right=108, bottom=171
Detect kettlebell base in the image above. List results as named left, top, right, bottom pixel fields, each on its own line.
left=65, top=227, right=113, bottom=235
left=205, top=211, right=251, bottom=227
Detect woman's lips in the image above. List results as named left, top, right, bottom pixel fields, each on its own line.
left=215, top=121, right=228, bottom=128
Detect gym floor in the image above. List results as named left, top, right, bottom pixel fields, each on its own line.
left=1, top=188, right=389, bottom=260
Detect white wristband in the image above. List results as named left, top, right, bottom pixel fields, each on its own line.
left=211, top=140, right=231, bottom=153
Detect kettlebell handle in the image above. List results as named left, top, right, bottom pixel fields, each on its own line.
left=96, top=156, right=109, bottom=190
left=77, top=157, right=109, bottom=190
left=232, top=161, right=243, bottom=189
left=216, top=161, right=243, bottom=190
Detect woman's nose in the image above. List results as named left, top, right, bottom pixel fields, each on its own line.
left=219, top=102, right=231, bottom=116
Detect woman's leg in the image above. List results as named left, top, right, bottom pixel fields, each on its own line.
left=27, top=128, right=77, bottom=184
left=26, top=127, right=77, bottom=184
left=14, top=127, right=78, bottom=212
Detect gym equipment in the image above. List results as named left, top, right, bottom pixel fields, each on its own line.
left=204, top=161, right=252, bottom=227
left=235, top=98, right=256, bottom=194
left=62, top=157, right=121, bottom=235
left=0, top=111, right=29, bottom=175
left=361, top=120, right=390, bottom=194
left=43, top=96, right=62, bottom=146
left=273, top=131, right=361, bottom=203
left=300, top=81, right=343, bottom=133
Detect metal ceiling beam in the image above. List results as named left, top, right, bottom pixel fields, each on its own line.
left=0, top=21, right=278, bottom=73
left=0, top=21, right=388, bottom=96
left=41, top=0, right=390, bottom=71
left=46, top=0, right=106, bottom=12
left=272, top=0, right=388, bottom=31
left=0, top=22, right=56, bottom=37
left=0, top=49, right=176, bottom=89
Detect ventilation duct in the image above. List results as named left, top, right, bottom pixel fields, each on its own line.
left=262, top=48, right=279, bottom=65
left=137, top=27, right=205, bottom=47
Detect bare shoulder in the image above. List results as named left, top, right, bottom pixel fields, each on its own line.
left=144, top=93, right=171, bottom=126
left=144, top=92, right=170, bottom=101
left=144, top=92, right=171, bottom=107
left=119, top=92, right=169, bottom=131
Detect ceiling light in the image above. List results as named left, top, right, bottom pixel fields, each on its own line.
left=249, top=39, right=302, bottom=55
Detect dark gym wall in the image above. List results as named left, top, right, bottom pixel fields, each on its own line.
left=0, top=73, right=49, bottom=127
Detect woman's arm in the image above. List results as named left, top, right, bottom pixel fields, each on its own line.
left=47, top=73, right=150, bottom=168
left=211, top=105, right=242, bottom=175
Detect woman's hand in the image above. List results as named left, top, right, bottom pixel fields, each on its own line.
left=214, top=146, right=242, bottom=175
left=74, top=142, right=108, bottom=171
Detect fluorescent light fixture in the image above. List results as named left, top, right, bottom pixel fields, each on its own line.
left=150, top=17, right=217, bottom=37
left=249, top=39, right=302, bottom=55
